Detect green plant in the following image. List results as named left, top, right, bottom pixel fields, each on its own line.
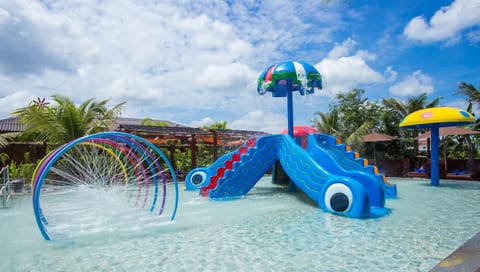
left=9, top=161, right=36, bottom=182
left=18, top=163, right=35, bottom=182
left=9, top=161, right=21, bottom=179
left=0, top=152, right=9, bottom=166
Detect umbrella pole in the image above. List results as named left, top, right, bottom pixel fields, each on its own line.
left=373, top=143, right=377, bottom=165
left=443, top=137, right=448, bottom=171
left=430, top=127, right=440, bottom=186
left=287, top=90, right=294, bottom=138
left=286, top=90, right=295, bottom=192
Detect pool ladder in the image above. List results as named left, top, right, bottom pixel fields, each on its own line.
left=1, top=166, right=12, bottom=208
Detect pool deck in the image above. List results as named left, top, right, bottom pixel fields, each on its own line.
left=430, top=232, right=480, bottom=272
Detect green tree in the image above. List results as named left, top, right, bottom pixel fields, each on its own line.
left=0, top=132, right=20, bottom=148
left=12, top=94, right=126, bottom=146
left=455, top=83, right=480, bottom=171
left=456, top=82, right=480, bottom=109
left=456, top=82, right=480, bottom=129
left=202, top=120, right=228, bottom=130
left=318, top=89, right=382, bottom=150
left=382, top=93, right=442, bottom=165
left=382, top=93, right=441, bottom=142
left=312, top=109, right=341, bottom=137
left=141, top=118, right=168, bottom=127
left=382, top=93, right=442, bottom=127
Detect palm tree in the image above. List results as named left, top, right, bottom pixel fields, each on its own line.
left=0, top=132, right=20, bottom=148
left=456, top=82, right=480, bottom=129
left=382, top=93, right=442, bottom=118
left=312, top=109, right=341, bottom=137
left=382, top=93, right=441, bottom=138
left=382, top=93, right=442, bottom=167
left=455, top=84, right=480, bottom=171
left=12, top=94, right=126, bottom=146
left=456, top=82, right=480, bottom=109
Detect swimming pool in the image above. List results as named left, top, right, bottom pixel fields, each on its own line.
left=1, top=177, right=479, bottom=271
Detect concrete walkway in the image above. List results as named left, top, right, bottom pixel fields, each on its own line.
left=430, top=232, right=480, bottom=272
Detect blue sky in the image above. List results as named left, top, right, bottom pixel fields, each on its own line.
left=0, top=0, right=479, bottom=133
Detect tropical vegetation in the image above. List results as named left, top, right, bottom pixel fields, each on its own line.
left=312, top=82, right=480, bottom=168
left=12, top=95, right=126, bottom=147
left=2, top=81, right=479, bottom=176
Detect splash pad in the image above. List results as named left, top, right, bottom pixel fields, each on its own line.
left=32, top=131, right=179, bottom=240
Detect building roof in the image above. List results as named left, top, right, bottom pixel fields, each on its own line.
left=0, top=117, right=24, bottom=133
left=1, top=117, right=269, bottom=146
left=118, top=124, right=269, bottom=146
left=0, top=117, right=183, bottom=133
left=113, top=117, right=185, bottom=129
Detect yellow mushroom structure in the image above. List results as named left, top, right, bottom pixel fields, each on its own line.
left=400, top=107, right=475, bottom=186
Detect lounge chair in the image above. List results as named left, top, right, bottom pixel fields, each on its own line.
left=407, top=168, right=429, bottom=178
left=446, top=170, right=474, bottom=180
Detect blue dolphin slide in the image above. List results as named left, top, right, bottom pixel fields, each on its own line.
left=186, top=133, right=396, bottom=218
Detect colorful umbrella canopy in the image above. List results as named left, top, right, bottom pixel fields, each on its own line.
left=257, top=61, right=322, bottom=97
left=257, top=61, right=322, bottom=139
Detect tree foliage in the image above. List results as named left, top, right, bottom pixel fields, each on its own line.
left=141, top=118, right=168, bottom=127
left=312, top=89, right=443, bottom=160
left=312, top=89, right=380, bottom=150
left=202, top=120, right=228, bottom=130
left=12, top=95, right=126, bottom=146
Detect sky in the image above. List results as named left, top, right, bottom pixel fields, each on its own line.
left=1, top=0, right=479, bottom=133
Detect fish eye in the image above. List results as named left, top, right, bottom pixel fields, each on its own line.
left=190, top=171, right=208, bottom=187
left=324, top=183, right=353, bottom=213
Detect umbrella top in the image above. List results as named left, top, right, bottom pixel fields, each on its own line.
left=363, top=132, right=398, bottom=142
left=399, top=107, right=475, bottom=129
left=416, top=126, right=480, bottom=139
left=257, top=61, right=322, bottom=97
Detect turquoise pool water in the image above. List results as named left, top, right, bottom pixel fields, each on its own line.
left=1, top=177, right=479, bottom=271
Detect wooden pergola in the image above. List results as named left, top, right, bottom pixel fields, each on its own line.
left=117, top=124, right=269, bottom=170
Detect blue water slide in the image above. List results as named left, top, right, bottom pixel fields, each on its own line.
left=274, top=135, right=386, bottom=217
left=309, top=134, right=397, bottom=198
left=186, top=134, right=389, bottom=218
left=303, top=134, right=385, bottom=207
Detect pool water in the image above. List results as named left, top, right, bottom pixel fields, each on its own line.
left=1, top=177, right=479, bottom=271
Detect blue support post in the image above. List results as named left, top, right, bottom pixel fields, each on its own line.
left=286, top=90, right=296, bottom=192
left=287, top=90, right=294, bottom=138
left=430, top=127, right=440, bottom=186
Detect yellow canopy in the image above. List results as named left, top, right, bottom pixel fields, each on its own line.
left=399, top=107, right=475, bottom=129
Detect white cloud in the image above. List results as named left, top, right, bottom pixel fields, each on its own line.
left=388, top=70, right=434, bottom=96
left=315, top=40, right=384, bottom=96
left=327, top=38, right=356, bottom=59
left=0, top=0, right=343, bottom=130
left=0, top=1, right=78, bottom=76
left=189, top=117, right=215, bottom=128
left=404, top=0, right=480, bottom=43
left=196, top=62, right=256, bottom=89
left=0, top=91, right=35, bottom=117
left=384, top=66, right=398, bottom=83
left=466, top=29, right=480, bottom=43
left=230, top=110, right=286, bottom=133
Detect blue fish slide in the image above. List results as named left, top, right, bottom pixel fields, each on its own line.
left=186, top=134, right=393, bottom=218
